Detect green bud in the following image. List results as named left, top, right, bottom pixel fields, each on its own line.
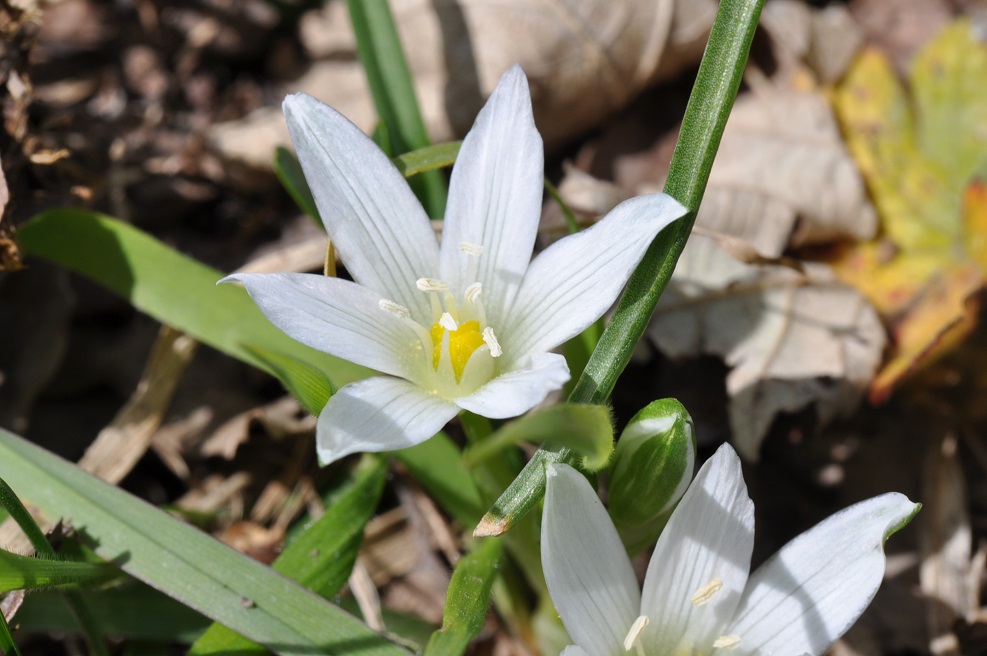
left=607, top=398, right=696, bottom=554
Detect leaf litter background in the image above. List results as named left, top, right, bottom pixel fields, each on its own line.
left=2, top=0, right=987, bottom=654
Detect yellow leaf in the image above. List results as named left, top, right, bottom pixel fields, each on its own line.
left=832, top=20, right=987, bottom=399
left=870, top=264, right=981, bottom=403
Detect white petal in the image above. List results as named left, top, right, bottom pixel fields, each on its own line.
left=222, top=273, right=421, bottom=379
left=439, top=66, right=543, bottom=324
left=724, top=492, right=920, bottom=656
left=640, top=444, right=754, bottom=653
left=542, top=463, right=640, bottom=656
left=453, top=352, right=569, bottom=419
left=559, top=647, right=591, bottom=656
left=502, top=193, right=686, bottom=359
left=316, top=376, right=459, bottom=465
left=283, top=94, right=440, bottom=320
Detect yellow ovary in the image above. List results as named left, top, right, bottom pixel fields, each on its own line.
left=431, top=320, right=485, bottom=381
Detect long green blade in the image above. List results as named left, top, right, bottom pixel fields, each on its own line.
left=188, top=456, right=388, bottom=655
left=17, top=209, right=368, bottom=414
left=0, top=428, right=408, bottom=656
left=423, top=538, right=501, bottom=656
left=476, top=0, right=767, bottom=537
left=347, top=0, right=447, bottom=217
left=0, top=550, right=118, bottom=592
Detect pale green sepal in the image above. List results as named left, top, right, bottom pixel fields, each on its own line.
left=608, top=398, right=696, bottom=554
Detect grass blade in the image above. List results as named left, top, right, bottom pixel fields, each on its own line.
left=347, top=0, right=448, bottom=217
left=0, top=428, right=408, bottom=656
left=17, top=209, right=368, bottom=414
left=187, top=456, right=388, bottom=655
left=423, top=538, right=501, bottom=656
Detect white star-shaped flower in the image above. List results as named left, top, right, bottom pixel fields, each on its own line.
left=222, top=66, right=686, bottom=464
left=542, top=444, right=919, bottom=656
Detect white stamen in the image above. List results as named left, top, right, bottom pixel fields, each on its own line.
left=458, top=241, right=484, bottom=256
left=417, top=277, right=449, bottom=292
left=623, top=615, right=649, bottom=654
left=378, top=299, right=410, bottom=319
left=439, top=312, right=459, bottom=331
left=713, top=635, right=741, bottom=650
left=691, top=578, right=724, bottom=606
left=464, top=282, right=482, bottom=303
left=482, top=327, right=502, bottom=357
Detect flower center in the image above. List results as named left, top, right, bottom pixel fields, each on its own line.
left=430, top=319, right=485, bottom=381
left=377, top=241, right=502, bottom=393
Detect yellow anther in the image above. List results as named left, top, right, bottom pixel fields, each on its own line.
left=712, top=635, right=741, bottom=649
left=431, top=320, right=485, bottom=381
left=690, top=578, right=724, bottom=606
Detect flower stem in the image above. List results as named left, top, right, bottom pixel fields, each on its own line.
left=475, top=0, right=767, bottom=537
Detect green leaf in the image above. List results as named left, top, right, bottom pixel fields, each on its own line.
left=274, top=146, right=322, bottom=225
left=475, top=0, right=766, bottom=538
left=423, top=538, right=501, bottom=656
left=463, top=405, right=614, bottom=472
left=17, top=209, right=369, bottom=414
left=0, top=428, right=408, bottom=656
left=392, top=142, right=461, bottom=178
left=0, top=550, right=119, bottom=592
left=347, top=0, right=447, bottom=217
left=0, top=610, right=22, bottom=656
left=188, top=455, right=388, bottom=655
left=0, top=476, right=56, bottom=558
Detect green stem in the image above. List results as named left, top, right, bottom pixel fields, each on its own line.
left=475, top=0, right=766, bottom=537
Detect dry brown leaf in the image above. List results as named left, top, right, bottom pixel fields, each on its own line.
left=649, top=260, right=884, bottom=461
left=549, top=88, right=883, bottom=459
left=702, top=89, right=877, bottom=248
left=919, top=435, right=975, bottom=655
left=208, top=0, right=716, bottom=171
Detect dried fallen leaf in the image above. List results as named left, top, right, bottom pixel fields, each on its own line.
left=648, top=257, right=884, bottom=461
left=553, top=86, right=882, bottom=459
left=832, top=20, right=987, bottom=401
left=208, top=0, right=717, bottom=171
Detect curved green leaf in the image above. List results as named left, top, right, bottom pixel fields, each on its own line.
left=17, top=209, right=369, bottom=414
left=424, top=538, right=501, bottom=656
left=0, top=428, right=408, bottom=656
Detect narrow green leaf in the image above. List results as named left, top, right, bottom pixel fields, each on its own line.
left=274, top=146, right=322, bottom=225
left=423, top=538, right=501, bottom=656
left=475, top=0, right=766, bottom=538
left=0, top=550, right=119, bottom=592
left=0, top=610, right=22, bottom=656
left=0, top=477, right=56, bottom=558
left=0, top=428, right=408, bottom=656
left=17, top=209, right=369, bottom=413
left=463, top=405, right=613, bottom=472
left=188, top=455, right=388, bottom=655
left=393, top=435, right=485, bottom=527
left=392, top=142, right=461, bottom=177
left=347, top=0, right=447, bottom=217
left=16, top=583, right=211, bottom=643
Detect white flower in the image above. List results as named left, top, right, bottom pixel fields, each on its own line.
left=222, top=66, right=686, bottom=464
left=541, top=444, right=919, bottom=656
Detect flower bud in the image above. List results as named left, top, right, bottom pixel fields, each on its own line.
left=607, top=398, right=696, bottom=554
